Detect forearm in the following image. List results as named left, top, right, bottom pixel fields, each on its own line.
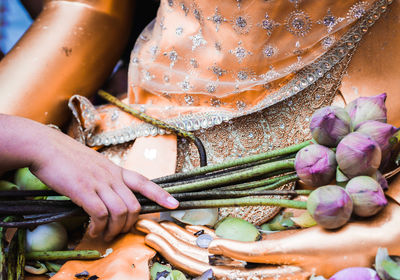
left=0, top=114, right=49, bottom=172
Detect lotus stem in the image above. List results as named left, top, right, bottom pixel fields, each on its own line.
left=140, top=197, right=307, bottom=213
left=25, top=250, right=102, bottom=261
left=164, top=159, right=295, bottom=193
left=250, top=174, right=299, bottom=192
left=153, top=141, right=310, bottom=184
left=16, top=229, right=25, bottom=280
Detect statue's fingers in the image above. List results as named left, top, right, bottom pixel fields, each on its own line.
left=160, top=221, right=197, bottom=245
left=136, top=219, right=209, bottom=262
left=145, top=233, right=309, bottom=279
left=208, top=238, right=298, bottom=265
left=185, top=224, right=216, bottom=238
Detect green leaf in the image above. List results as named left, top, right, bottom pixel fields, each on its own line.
left=382, top=259, right=400, bottom=279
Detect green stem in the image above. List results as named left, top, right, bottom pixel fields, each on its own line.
left=218, top=172, right=296, bottom=191
left=25, top=250, right=102, bottom=261
left=16, top=229, right=25, bottom=280
left=7, top=232, right=17, bottom=280
left=250, top=174, right=299, bottom=192
left=153, top=141, right=310, bottom=184
left=0, top=217, right=13, bottom=279
left=139, top=189, right=307, bottom=203
left=164, top=159, right=295, bottom=193
left=141, top=197, right=307, bottom=213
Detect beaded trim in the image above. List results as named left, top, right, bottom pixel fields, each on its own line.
left=80, top=0, right=392, bottom=147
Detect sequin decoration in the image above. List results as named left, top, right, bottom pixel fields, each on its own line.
left=262, top=44, right=278, bottom=58
left=206, top=83, right=217, bottom=93
left=189, top=29, right=207, bottom=50
left=258, top=12, right=280, bottom=36
left=317, top=9, right=344, bottom=33
left=229, top=41, right=252, bottom=63
left=175, top=27, right=183, bottom=35
left=236, top=100, right=247, bottom=110
left=214, top=42, right=222, bottom=51
left=184, top=94, right=195, bottom=105
left=210, top=64, right=227, bottom=78
left=180, top=2, right=189, bottom=16
left=142, top=70, right=154, bottom=81
left=232, top=15, right=252, bottom=34
left=322, top=35, right=336, bottom=50
left=168, top=0, right=173, bottom=7
left=178, top=77, right=192, bottom=91
left=190, top=58, right=199, bottom=68
left=164, top=49, right=179, bottom=67
left=347, top=1, right=369, bottom=20
left=210, top=97, right=221, bottom=107
left=285, top=10, right=312, bottom=37
left=207, top=7, right=227, bottom=32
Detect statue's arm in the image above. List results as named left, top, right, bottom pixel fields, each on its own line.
left=0, top=0, right=134, bottom=125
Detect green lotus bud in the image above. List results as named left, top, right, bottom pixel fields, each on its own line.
left=150, top=262, right=172, bottom=280
left=15, top=167, right=49, bottom=190
left=346, top=93, right=387, bottom=128
left=25, top=222, right=68, bottom=252
left=307, top=185, right=353, bottom=229
left=336, top=132, right=381, bottom=178
left=345, top=176, right=387, bottom=217
left=310, top=106, right=352, bottom=147
left=215, top=217, right=260, bottom=242
left=295, top=144, right=337, bottom=187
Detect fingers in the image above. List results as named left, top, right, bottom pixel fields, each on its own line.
left=111, top=182, right=141, bottom=233
left=122, top=168, right=179, bottom=209
left=76, top=192, right=109, bottom=239
left=97, top=186, right=128, bottom=241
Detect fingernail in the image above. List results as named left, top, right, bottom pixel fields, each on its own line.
left=166, top=196, right=179, bottom=207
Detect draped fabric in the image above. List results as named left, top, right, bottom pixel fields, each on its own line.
left=69, top=0, right=382, bottom=147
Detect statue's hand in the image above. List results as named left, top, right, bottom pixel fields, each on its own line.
left=135, top=219, right=308, bottom=279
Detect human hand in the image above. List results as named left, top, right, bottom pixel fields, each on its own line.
left=0, top=114, right=179, bottom=241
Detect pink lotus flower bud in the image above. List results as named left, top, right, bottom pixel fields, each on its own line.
left=373, top=171, right=389, bottom=191
left=310, top=106, right=352, bottom=147
left=295, top=144, right=337, bottom=187
left=356, top=120, right=398, bottom=158
left=329, top=267, right=380, bottom=280
left=346, top=93, right=387, bottom=128
left=307, top=185, right=353, bottom=229
left=336, top=132, right=381, bottom=178
left=345, top=176, right=387, bottom=217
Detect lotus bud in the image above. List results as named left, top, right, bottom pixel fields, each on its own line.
left=356, top=120, right=398, bottom=158
left=336, top=132, right=381, bottom=178
left=346, top=93, right=387, bottom=128
left=295, top=144, right=337, bottom=187
left=307, top=185, right=353, bottom=229
left=310, top=106, right=352, bottom=147
left=373, top=171, right=389, bottom=191
left=345, top=176, right=387, bottom=217
left=329, top=267, right=380, bottom=280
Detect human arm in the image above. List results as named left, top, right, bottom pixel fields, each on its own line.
left=0, top=114, right=179, bottom=241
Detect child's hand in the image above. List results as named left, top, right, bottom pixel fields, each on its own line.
left=0, top=114, right=179, bottom=241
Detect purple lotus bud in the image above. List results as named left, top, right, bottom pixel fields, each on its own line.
left=356, top=120, right=398, bottom=158
left=310, top=106, right=352, bottom=147
left=307, top=185, right=353, bottom=229
left=373, top=171, right=389, bottom=191
left=329, top=267, right=380, bottom=280
left=336, top=132, right=382, bottom=178
left=345, top=176, right=387, bottom=217
left=346, top=93, right=387, bottom=128
left=295, top=144, right=337, bottom=187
